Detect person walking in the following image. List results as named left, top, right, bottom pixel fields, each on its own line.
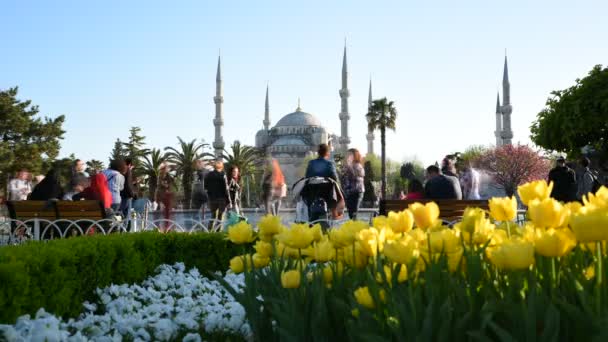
left=155, top=163, right=175, bottom=231
left=548, top=157, right=577, bottom=202
left=460, top=164, right=481, bottom=200
left=192, top=160, right=210, bottom=220
left=205, top=160, right=230, bottom=222
left=341, top=148, right=365, bottom=220
left=8, top=169, right=32, bottom=201
left=227, top=166, right=242, bottom=215
left=119, top=158, right=136, bottom=217
left=578, top=157, right=597, bottom=199
left=262, top=159, right=285, bottom=215
left=102, top=160, right=127, bottom=212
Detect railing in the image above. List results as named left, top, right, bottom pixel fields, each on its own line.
left=0, top=207, right=528, bottom=246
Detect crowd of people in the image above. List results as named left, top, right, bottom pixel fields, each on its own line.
left=4, top=149, right=604, bottom=226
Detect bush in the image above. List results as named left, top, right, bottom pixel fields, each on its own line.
left=0, top=232, right=241, bottom=323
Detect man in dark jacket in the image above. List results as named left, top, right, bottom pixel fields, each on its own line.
left=305, top=144, right=339, bottom=181
left=424, top=165, right=462, bottom=200
left=120, top=158, right=136, bottom=217
left=548, top=157, right=577, bottom=202
left=205, top=160, right=230, bottom=221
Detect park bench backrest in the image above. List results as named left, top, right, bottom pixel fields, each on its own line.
left=6, top=201, right=57, bottom=221
left=56, top=200, right=105, bottom=220
left=380, top=199, right=490, bottom=219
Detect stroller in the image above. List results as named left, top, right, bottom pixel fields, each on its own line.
left=292, top=177, right=344, bottom=229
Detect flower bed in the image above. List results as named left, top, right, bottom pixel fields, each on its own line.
left=219, top=182, right=608, bottom=341
left=0, top=263, right=250, bottom=341
left=0, top=232, right=244, bottom=323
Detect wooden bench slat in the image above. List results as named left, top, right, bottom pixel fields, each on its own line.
left=380, top=199, right=490, bottom=218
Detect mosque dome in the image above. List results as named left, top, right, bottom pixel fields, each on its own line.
left=275, top=108, right=322, bottom=128
left=271, top=136, right=308, bottom=147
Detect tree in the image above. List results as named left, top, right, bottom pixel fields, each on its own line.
left=109, top=138, right=125, bottom=164
left=122, top=126, right=149, bottom=172
left=475, top=144, right=551, bottom=197
left=222, top=140, right=262, bottom=177
left=45, top=154, right=76, bottom=186
left=164, top=137, right=206, bottom=209
left=459, top=145, right=489, bottom=167
left=86, top=159, right=105, bottom=175
left=367, top=98, right=397, bottom=200
left=531, top=65, right=608, bottom=164
left=141, top=148, right=166, bottom=199
left=0, top=87, right=65, bottom=190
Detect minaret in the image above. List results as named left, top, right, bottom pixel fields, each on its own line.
left=500, top=54, right=513, bottom=145
left=263, top=84, right=270, bottom=131
left=366, top=78, right=375, bottom=155
left=213, top=55, right=225, bottom=157
left=494, top=92, right=502, bottom=146
left=338, top=43, right=351, bottom=152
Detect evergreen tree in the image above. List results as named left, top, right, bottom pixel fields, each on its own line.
left=109, top=138, right=125, bottom=164
left=122, top=126, right=149, bottom=171
left=0, top=87, right=65, bottom=191
left=86, top=159, right=105, bottom=175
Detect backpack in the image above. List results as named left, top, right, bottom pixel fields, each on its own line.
left=590, top=172, right=602, bottom=194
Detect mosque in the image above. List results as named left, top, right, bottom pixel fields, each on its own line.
left=209, top=45, right=514, bottom=187
left=210, top=45, right=376, bottom=187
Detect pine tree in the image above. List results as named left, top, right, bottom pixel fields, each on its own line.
left=86, top=159, right=105, bottom=175
left=110, top=138, right=125, bottom=164
left=122, top=126, right=149, bottom=170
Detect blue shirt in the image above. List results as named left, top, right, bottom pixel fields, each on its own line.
left=305, top=157, right=338, bottom=181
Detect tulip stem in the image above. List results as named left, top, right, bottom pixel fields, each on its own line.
left=505, top=221, right=512, bottom=239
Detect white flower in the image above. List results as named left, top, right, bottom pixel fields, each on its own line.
left=182, top=332, right=202, bottom=342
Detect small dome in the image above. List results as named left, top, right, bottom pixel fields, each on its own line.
left=275, top=110, right=321, bottom=127
left=256, top=129, right=268, bottom=137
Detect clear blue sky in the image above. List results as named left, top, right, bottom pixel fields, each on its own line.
left=2, top=0, right=607, bottom=167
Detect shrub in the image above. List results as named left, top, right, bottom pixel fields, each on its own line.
left=0, top=232, right=241, bottom=323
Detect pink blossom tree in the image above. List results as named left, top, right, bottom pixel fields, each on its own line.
left=474, top=144, right=551, bottom=197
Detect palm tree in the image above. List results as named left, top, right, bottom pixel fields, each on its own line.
left=141, top=148, right=166, bottom=200
left=367, top=97, right=397, bottom=200
left=222, top=140, right=262, bottom=176
left=164, top=137, right=206, bottom=209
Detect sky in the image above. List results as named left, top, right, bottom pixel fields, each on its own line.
left=2, top=0, right=607, bottom=167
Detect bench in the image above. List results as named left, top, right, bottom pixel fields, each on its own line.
left=6, top=200, right=106, bottom=239
left=379, top=199, right=490, bottom=221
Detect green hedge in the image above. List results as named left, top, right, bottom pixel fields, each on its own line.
left=0, top=232, right=241, bottom=324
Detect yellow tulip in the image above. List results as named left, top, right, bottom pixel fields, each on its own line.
left=372, top=215, right=390, bottom=230
left=276, top=242, right=300, bottom=258
left=276, top=223, right=315, bottom=249
left=528, top=198, right=569, bottom=229
left=357, top=228, right=380, bottom=257
left=258, top=214, right=284, bottom=241
left=253, top=240, right=273, bottom=258
left=387, top=210, right=414, bottom=233
left=383, top=235, right=419, bottom=265
left=583, top=186, right=608, bottom=209
left=311, top=224, right=323, bottom=242
left=489, top=196, right=517, bottom=222
left=229, top=255, right=252, bottom=273
left=377, top=264, right=408, bottom=284
left=227, top=221, right=255, bottom=244
left=487, top=237, right=534, bottom=270
left=408, top=202, right=440, bottom=230
left=354, top=287, right=376, bottom=309
left=531, top=228, right=576, bottom=257
left=517, top=180, right=553, bottom=207
left=252, top=253, right=271, bottom=268
left=585, top=265, right=595, bottom=280
left=313, top=237, right=336, bottom=262
left=343, top=242, right=369, bottom=268
left=281, top=270, right=301, bottom=289
left=456, top=217, right=496, bottom=246
left=570, top=206, right=608, bottom=242
left=458, top=207, right=487, bottom=235
left=421, top=228, right=461, bottom=254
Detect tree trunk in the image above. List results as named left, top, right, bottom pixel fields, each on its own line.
left=381, top=127, right=387, bottom=200
left=183, top=175, right=192, bottom=209
left=148, top=176, right=158, bottom=201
